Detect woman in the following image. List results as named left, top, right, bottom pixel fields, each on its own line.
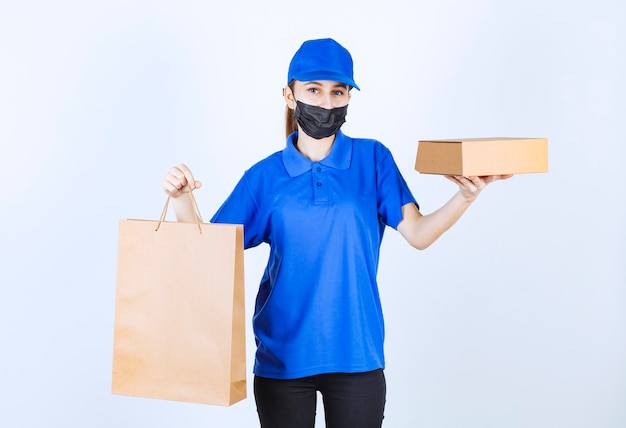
left=162, top=38, right=510, bottom=428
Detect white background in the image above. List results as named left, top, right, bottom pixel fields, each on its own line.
left=1, top=0, right=624, bottom=427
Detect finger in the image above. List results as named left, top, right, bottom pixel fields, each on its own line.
left=163, top=168, right=191, bottom=196
left=162, top=177, right=181, bottom=196
left=176, top=164, right=197, bottom=190
left=168, top=166, right=188, bottom=187
left=444, top=175, right=463, bottom=184
left=163, top=175, right=184, bottom=191
left=454, top=176, right=480, bottom=193
left=445, top=175, right=473, bottom=192
left=448, top=176, right=469, bottom=189
left=456, top=175, right=475, bottom=186
left=478, top=174, right=514, bottom=185
left=467, top=176, right=486, bottom=190
left=164, top=174, right=186, bottom=194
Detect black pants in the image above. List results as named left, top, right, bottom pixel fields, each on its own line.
left=254, top=369, right=386, bottom=428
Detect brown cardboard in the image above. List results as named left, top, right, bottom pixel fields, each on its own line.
left=112, top=194, right=246, bottom=406
left=415, top=137, right=548, bottom=176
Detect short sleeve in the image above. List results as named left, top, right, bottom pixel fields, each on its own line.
left=210, top=173, right=267, bottom=249
left=376, top=148, right=419, bottom=229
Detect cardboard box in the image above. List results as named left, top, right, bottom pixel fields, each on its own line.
left=415, top=137, right=548, bottom=176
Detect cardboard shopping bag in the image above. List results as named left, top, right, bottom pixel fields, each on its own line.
left=112, top=193, right=246, bottom=406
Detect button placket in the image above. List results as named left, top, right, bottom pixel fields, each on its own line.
left=312, top=163, right=328, bottom=203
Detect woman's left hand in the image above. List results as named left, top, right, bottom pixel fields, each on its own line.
left=445, top=174, right=513, bottom=201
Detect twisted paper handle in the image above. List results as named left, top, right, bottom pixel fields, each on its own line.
left=155, top=191, right=203, bottom=233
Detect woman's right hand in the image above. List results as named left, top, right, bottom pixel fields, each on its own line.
left=162, top=164, right=203, bottom=198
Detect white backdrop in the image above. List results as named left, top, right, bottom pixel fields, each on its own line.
left=1, top=1, right=624, bottom=427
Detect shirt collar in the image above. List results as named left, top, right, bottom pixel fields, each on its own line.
left=282, top=130, right=352, bottom=177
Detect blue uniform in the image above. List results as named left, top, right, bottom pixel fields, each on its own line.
left=211, top=130, right=417, bottom=379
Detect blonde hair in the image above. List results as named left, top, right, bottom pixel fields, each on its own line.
left=284, top=81, right=298, bottom=139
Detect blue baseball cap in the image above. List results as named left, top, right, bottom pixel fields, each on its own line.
left=287, top=38, right=360, bottom=90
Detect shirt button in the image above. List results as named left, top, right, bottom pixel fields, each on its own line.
left=316, top=167, right=322, bottom=172
left=316, top=182, right=322, bottom=187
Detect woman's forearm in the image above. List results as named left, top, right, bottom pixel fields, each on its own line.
left=171, top=192, right=199, bottom=223
left=398, top=174, right=511, bottom=250
left=398, top=192, right=475, bottom=250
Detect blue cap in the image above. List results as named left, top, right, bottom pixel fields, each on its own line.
left=287, top=38, right=360, bottom=90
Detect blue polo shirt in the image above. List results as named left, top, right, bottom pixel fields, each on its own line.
left=211, top=130, right=417, bottom=379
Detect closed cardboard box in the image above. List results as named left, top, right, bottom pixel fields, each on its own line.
left=415, top=137, right=548, bottom=176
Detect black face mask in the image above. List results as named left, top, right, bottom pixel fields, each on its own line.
left=293, top=100, right=348, bottom=139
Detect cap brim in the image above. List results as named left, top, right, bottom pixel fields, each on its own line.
left=291, top=71, right=360, bottom=90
